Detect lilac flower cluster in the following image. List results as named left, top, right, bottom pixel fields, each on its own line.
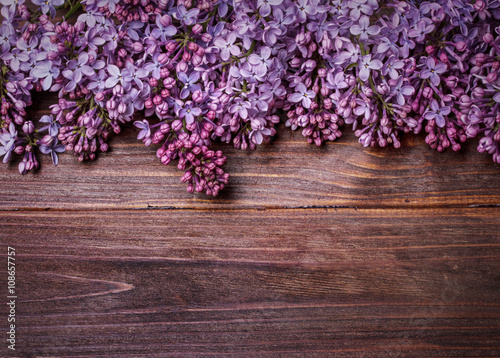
left=1, top=0, right=499, bottom=196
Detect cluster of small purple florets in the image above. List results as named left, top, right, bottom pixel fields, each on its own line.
left=0, top=0, right=499, bottom=196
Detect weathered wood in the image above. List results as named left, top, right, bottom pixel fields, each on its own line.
left=1, top=208, right=499, bottom=357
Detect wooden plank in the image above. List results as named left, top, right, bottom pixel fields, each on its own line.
left=1, top=208, right=499, bottom=356
left=1, top=95, right=499, bottom=210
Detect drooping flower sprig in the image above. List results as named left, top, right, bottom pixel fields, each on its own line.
left=0, top=0, right=499, bottom=195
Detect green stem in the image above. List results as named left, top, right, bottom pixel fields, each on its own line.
left=65, top=1, right=82, bottom=19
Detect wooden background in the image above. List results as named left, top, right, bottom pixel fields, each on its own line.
left=1, top=94, right=500, bottom=357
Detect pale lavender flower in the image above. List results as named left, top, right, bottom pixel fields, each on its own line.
left=420, top=57, right=447, bottom=86
left=359, top=54, right=383, bottom=81
left=40, top=114, right=61, bottom=137
left=289, top=83, right=316, bottom=108
left=0, top=122, right=17, bottom=163
left=350, top=15, right=380, bottom=41
left=32, top=0, right=64, bottom=18
left=39, top=138, right=65, bottom=166
left=391, top=77, right=415, bottom=106
left=214, top=32, right=240, bottom=61
left=424, top=100, right=451, bottom=128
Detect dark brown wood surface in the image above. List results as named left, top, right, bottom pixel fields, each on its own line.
left=1, top=94, right=500, bottom=357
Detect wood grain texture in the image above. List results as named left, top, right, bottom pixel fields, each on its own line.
left=1, top=208, right=500, bottom=357
left=0, top=95, right=499, bottom=210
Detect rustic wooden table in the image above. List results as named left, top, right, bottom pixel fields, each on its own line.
left=1, top=94, right=500, bottom=357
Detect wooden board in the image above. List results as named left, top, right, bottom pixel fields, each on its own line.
left=1, top=208, right=500, bottom=357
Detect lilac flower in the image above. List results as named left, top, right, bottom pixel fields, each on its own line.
left=289, top=83, right=316, bottom=108
left=262, top=22, right=282, bottom=46
left=77, top=8, right=105, bottom=27
left=348, top=0, right=374, bottom=20
left=32, top=0, right=64, bottom=18
left=420, top=57, right=447, bottom=86
left=408, top=19, right=435, bottom=42
left=40, top=115, right=61, bottom=137
left=33, top=60, right=60, bottom=90
left=178, top=71, right=201, bottom=99
left=16, top=36, right=38, bottom=57
left=307, top=12, right=339, bottom=43
left=0, top=0, right=25, bottom=12
left=39, top=138, right=65, bottom=166
left=250, top=119, right=272, bottom=145
left=382, top=55, right=405, bottom=80
left=68, top=53, right=95, bottom=79
left=134, top=119, right=151, bottom=140
left=350, top=15, right=380, bottom=41
left=144, top=54, right=164, bottom=79
left=358, top=55, right=383, bottom=82
left=0, top=122, right=17, bottom=163
left=152, top=17, right=177, bottom=41
left=105, top=65, right=126, bottom=88
left=62, top=69, right=82, bottom=93
left=424, top=100, right=451, bottom=128
left=178, top=101, right=202, bottom=124
left=248, top=47, right=272, bottom=77
left=326, top=71, right=348, bottom=91
left=122, top=62, right=148, bottom=90
left=173, top=5, right=200, bottom=26
left=257, top=0, right=283, bottom=17
left=0, top=24, right=14, bottom=52
left=214, top=32, right=240, bottom=61
left=102, top=27, right=120, bottom=51
left=229, top=98, right=251, bottom=119
left=1, top=48, right=29, bottom=72
left=295, top=0, right=318, bottom=23
left=391, top=77, right=415, bottom=106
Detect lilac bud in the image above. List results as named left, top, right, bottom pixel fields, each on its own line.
left=159, top=14, right=171, bottom=27
left=14, top=146, right=24, bottom=155
left=439, top=52, right=448, bottom=63
left=445, top=76, right=458, bottom=88
left=290, top=58, right=301, bottom=68
left=171, top=120, right=183, bottom=132
left=459, top=95, right=472, bottom=107
left=473, top=87, right=485, bottom=98
left=118, top=48, right=127, bottom=58
left=158, top=53, right=170, bottom=65
left=423, top=87, right=433, bottom=99
left=426, top=45, right=435, bottom=55
left=487, top=72, right=497, bottom=83
left=377, top=83, right=389, bottom=95
left=192, top=24, right=203, bottom=34
left=23, top=121, right=34, bottom=134
left=201, top=33, right=212, bottom=43
left=192, top=90, right=204, bottom=103
left=118, top=102, right=127, bottom=114
left=176, top=61, right=188, bottom=73
left=475, top=53, right=486, bottom=66
left=113, top=85, right=124, bottom=96
left=474, top=0, right=486, bottom=11
left=483, top=33, right=494, bottom=44
left=317, top=68, right=327, bottom=78
left=455, top=41, right=466, bottom=52
left=106, top=99, right=117, bottom=110
left=39, top=135, right=54, bottom=146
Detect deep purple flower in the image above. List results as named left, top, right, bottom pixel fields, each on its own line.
left=173, top=5, right=200, bottom=26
